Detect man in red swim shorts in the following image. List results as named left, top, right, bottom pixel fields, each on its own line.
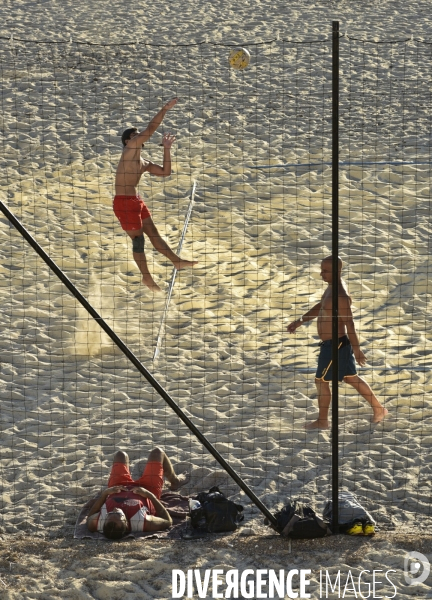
left=86, top=447, right=190, bottom=539
left=114, top=97, right=197, bottom=292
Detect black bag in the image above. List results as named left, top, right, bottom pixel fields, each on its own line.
left=272, top=500, right=331, bottom=539
left=190, top=486, right=244, bottom=533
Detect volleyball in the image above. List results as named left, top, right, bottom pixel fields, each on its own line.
left=228, top=47, right=251, bottom=70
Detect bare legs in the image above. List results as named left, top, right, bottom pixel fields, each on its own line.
left=305, top=375, right=388, bottom=430
left=345, top=375, right=388, bottom=423
left=305, top=379, right=331, bottom=430
left=112, top=448, right=190, bottom=491
left=131, top=250, right=161, bottom=292
left=147, top=447, right=190, bottom=491
left=113, top=450, right=130, bottom=465
left=126, top=217, right=198, bottom=292
left=142, top=219, right=197, bottom=271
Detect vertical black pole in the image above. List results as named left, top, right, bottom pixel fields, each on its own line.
left=331, top=20, right=340, bottom=534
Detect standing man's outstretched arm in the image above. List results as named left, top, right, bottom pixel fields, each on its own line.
left=287, top=302, right=322, bottom=333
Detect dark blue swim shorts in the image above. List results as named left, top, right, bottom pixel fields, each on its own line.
left=315, top=335, right=357, bottom=382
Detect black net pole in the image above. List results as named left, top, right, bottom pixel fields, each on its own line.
left=0, top=199, right=279, bottom=529
left=331, top=20, right=340, bottom=535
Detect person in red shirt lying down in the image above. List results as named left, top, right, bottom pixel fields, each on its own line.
left=87, top=447, right=190, bottom=540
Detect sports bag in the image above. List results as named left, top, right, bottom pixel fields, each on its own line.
left=272, top=500, right=331, bottom=539
left=190, top=486, right=244, bottom=533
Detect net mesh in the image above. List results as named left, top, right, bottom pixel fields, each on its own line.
left=0, top=31, right=430, bottom=536
left=337, top=35, right=432, bottom=530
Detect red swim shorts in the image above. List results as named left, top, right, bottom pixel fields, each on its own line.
left=113, top=195, right=151, bottom=231
left=107, top=461, right=164, bottom=499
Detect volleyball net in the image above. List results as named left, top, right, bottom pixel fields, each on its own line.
left=0, top=29, right=430, bottom=536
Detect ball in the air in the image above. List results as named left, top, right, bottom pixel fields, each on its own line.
left=228, top=48, right=251, bottom=70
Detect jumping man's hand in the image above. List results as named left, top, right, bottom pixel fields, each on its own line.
left=164, top=97, right=178, bottom=111
left=162, top=132, right=176, bottom=148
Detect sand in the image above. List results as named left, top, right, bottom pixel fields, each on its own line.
left=0, top=0, right=432, bottom=598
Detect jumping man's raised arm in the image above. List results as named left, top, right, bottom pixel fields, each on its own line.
left=143, top=133, right=176, bottom=177
left=128, top=98, right=178, bottom=149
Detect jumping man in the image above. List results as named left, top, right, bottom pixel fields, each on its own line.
left=287, top=256, right=388, bottom=430
left=113, top=98, right=197, bottom=292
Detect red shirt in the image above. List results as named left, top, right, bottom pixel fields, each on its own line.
left=97, top=491, right=156, bottom=533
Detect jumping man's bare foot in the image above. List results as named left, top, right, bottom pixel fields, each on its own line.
left=142, top=276, right=163, bottom=293
left=173, top=259, right=198, bottom=271
left=170, top=471, right=191, bottom=491
left=304, top=419, right=330, bottom=430
left=372, top=407, right=388, bottom=424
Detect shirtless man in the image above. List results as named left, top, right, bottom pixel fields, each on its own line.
left=287, top=256, right=388, bottom=430
left=113, top=97, right=197, bottom=292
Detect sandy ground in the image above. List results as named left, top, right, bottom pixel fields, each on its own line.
left=0, top=0, right=432, bottom=598
left=0, top=533, right=431, bottom=599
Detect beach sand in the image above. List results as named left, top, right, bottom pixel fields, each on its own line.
left=0, top=0, right=432, bottom=598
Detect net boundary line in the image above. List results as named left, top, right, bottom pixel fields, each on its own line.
left=0, top=198, right=278, bottom=528
left=4, top=31, right=432, bottom=46
left=153, top=180, right=197, bottom=361
left=2, top=33, right=330, bottom=47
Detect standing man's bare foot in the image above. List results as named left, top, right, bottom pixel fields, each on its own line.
left=304, top=419, right=330, bottom=430
left=170, top=472, right=191, bottom=491
left=173, top=259, right=198, bottom=271
left=372, top=407, right=388, bottom=423
left=142, top=276, right=162, bottom=293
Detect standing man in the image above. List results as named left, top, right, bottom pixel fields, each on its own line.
left=287, top=256, right=388, bottom=430
left=114, top=98, right=197, bottom=292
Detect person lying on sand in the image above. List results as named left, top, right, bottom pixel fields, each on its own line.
left=87, top=447, right=190, bottom=539
left=113, top=97, right=197, bottom=292
left=287, top=255, right=388, bottom=430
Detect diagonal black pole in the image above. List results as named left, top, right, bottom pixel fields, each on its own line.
left=331, top=20, right=340, bottom=534
left=0, top=199, right=278, bottom=528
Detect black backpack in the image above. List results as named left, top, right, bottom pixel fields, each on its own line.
left=272, top=500, right=331, bottom=539
left=190, top=486, right=244, bottom=533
